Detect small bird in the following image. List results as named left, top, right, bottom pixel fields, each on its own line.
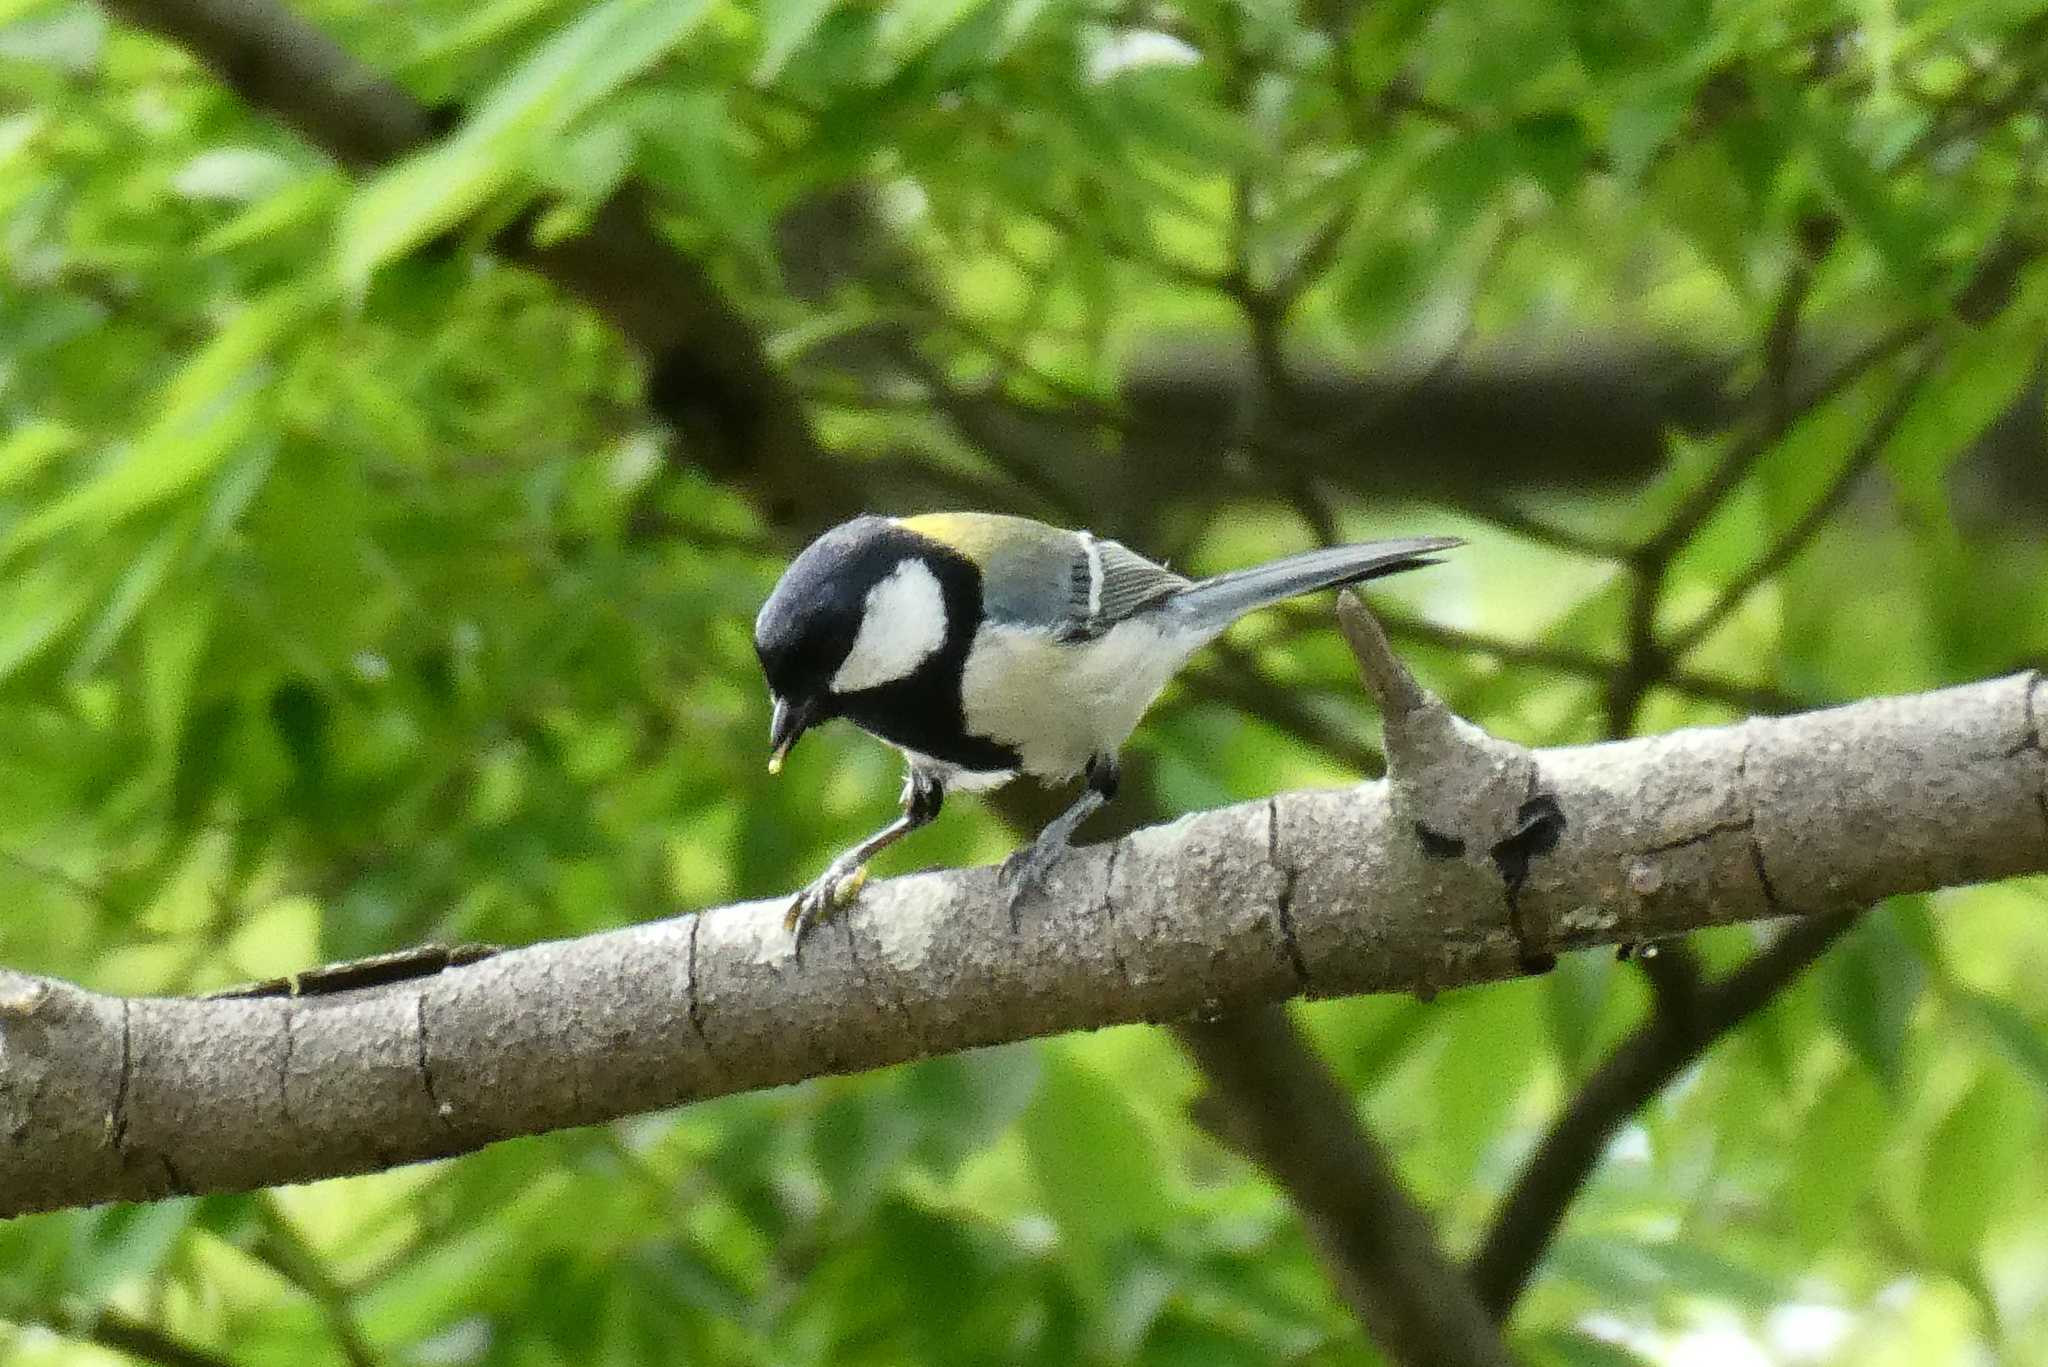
left=755, top=512, right=1459, bottom=943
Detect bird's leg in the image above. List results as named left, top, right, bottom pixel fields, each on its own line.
left=786, top=769, right=944, bottom=949
left=999, top=754, right=1120, bottom=930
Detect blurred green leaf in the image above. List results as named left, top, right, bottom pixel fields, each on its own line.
left=1788, top=1059, right=1890, bottom=1244
left=0, top=559, right=94, bottom=683
left=623, top=90, right=776, bottom=271
left=65, top=1200, right=195, bottom=1300
left=1099, top=69, right=1260, bottom=169
left=1432, top=982, right=1542, bottom=1187
left=337, top=142, right=510, bottom=289
left=1023, top=1048, right=1174, bottom=1252
left=1524, top=1328, right=1659, bottom=1367
left=1545, top=948, right=1615, bottom=1077
left=1920, top=1067, right=2037, bottom=1265
left=337, top=0, right=714, bottom=286
left=224, top=894, right=323, bottom=978
left=404, top=0, right=569, bottom=70
left=1886, top=306, right=2044, bottom=526
left=0, top=420, right=81, bottom=488
left=68, top=518, right=190, bottom=678
left=905, top=1047, right=1043, bottom=1177
left=1820, top=902, right=1927, bottom=1091
left=6, top=284, right=317, bottom=553
left=754, top=0, right=839, bottom=82
left=813, top=1083, right=921, bottom=1217
left=1949, top=987, right=2048, bottom=1094
left=195, top=173, right=347, bottom=256
left=1760, top=79, right=1941, bottom=296
left=1551, top=1233, right=1782, bottom=1308
left=875, top=0, right=996, bottom=70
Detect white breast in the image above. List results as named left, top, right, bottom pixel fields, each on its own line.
left=959, top=618, right=1204, bottom=780
left=831, top=559, right=948, bottom=694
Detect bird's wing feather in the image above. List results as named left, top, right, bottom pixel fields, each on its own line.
left=896, top=512, right=1190, bottom=641
left=1086, top=536, right=1190, bottom=632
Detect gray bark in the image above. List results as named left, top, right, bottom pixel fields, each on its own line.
left=2, top=667, right=2043, bottom=1217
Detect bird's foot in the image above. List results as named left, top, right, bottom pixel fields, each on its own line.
left=784, top=862, right=870, bottom=950
left=997, top=834, right=1070, bottom=932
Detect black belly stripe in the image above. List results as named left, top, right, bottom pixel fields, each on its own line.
left=838, top=680, right=1021, bottom=773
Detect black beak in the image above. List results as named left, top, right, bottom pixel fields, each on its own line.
left=767, top=696, right=814, bottom=775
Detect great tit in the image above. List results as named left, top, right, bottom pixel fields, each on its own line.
left=755, top=512, right=1459, bottom=942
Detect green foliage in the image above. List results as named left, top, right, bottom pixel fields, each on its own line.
left=4, top=0, right=2048, bottom=1361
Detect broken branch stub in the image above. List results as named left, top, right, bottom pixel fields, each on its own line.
left=1338, top=592, right=1567, bottom=972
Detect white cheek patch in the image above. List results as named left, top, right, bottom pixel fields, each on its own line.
left=831, top=559, right=949, bottom=693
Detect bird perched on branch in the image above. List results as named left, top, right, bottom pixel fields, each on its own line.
left=755, top=512, right=1459, bottom=944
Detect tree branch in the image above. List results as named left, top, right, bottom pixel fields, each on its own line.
left=1166, top=422, right=1511, bottom=1367
left=4, top=1304, right=240, bottom=1367
left=1664, top=349, right=1937, bottom=659
left=248, top=1193, right=384, bottom=1367
left=0, top=647, right=2039, bottom=1215
left=97, top=0, right=431, bottom=170
left=1303, top=608, right=1810, bottom=716
left=1178, top=1008, right=1517, bottom=1367
left=1467, top=907, right=1860, bottom=1317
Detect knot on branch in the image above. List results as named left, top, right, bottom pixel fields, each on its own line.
left=0, top=971, right=73, bottom=1148
left=1338, top=593, right=1567, bottom=975
left=0, top=971, right=53, bottom=1020
left=0, top=971, right=52, bottom=1091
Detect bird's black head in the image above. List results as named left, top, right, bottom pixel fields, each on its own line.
left=755, top=516, right=959, bottom=770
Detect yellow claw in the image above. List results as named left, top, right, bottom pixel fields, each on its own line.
left=766, top=753, right=784, bottom=776
left=782, top=866, right=870, bottom=939
left=832, top=865, right=869, bottom=907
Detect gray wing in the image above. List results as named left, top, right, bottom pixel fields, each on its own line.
left=979, top=529, right=1189, bottom=641
left=1086, top=536, right=1190, bottom=634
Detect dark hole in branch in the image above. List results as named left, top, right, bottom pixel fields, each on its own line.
left=1492, top=794, right=1568, bottom=973
left=1415, top=823, right=1467, bottom=859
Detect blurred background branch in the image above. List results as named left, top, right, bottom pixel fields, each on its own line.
left=1180, top=1007, right=1517, bottom=1367
left=1469, top=909, right=1863, bottom=1320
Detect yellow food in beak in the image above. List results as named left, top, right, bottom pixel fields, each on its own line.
left=766, top=695, right=808, bottom=776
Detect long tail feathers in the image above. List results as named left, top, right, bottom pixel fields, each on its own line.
left=1164, top=535, right=1461, bottom=634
